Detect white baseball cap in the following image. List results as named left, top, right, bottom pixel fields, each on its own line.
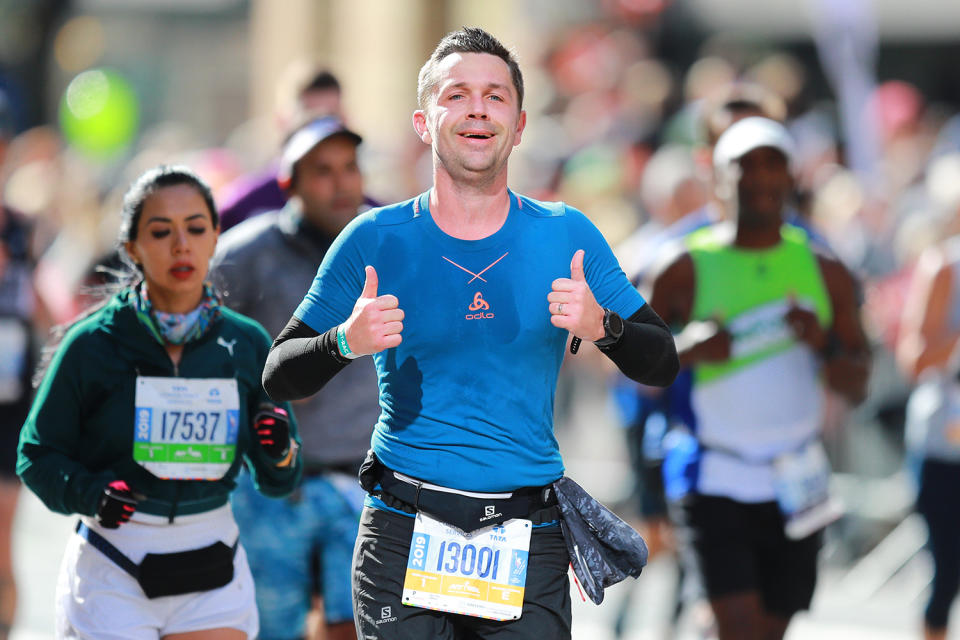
left=277, top=116, right=362, bottom=189
left=713, top=116, right=795, bottom=174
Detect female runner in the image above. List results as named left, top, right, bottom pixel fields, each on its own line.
left=18, top=165, right=301, bottom=640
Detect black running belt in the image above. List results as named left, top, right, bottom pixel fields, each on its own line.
left=76, top=521, right=140, bottom=577
left=376, top=468, right=557, bottom=534
left=75, top=521, right=239, bottom=579
left=76, top=521, right=242, bottom=599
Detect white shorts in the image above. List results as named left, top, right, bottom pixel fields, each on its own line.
left=56, top=504, right=258, bottom=640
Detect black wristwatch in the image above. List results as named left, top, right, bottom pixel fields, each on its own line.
left=593, top=308, right=624, bottom=349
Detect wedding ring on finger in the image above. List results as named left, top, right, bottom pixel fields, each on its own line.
left=557, top=303, right=564, bottom=315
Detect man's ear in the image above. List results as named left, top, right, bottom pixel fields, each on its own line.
left=512, top=110, right=527, bottom=147
left=413, top=110, right=432, bottom=145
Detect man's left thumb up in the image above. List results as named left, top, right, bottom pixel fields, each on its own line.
left=570, top=249, right=586, bottom=281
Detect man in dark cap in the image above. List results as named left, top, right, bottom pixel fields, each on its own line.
left=212, top=115, right=377, bottom=640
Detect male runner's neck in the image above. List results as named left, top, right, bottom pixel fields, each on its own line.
left=731, top=202, right=785, bottom=249
left=429, top=172, right=511, bottom=241
left=733, top=220, right=784, bottom=249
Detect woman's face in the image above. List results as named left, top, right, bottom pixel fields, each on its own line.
left=124, top=184, right=219, bottom=312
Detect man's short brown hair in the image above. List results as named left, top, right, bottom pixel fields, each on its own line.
left=417, top=27, right=524, bottom=112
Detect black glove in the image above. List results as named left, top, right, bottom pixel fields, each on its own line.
left=254, top=404, right=291, bottom=460
left=96, top=480, right=138, bottom=529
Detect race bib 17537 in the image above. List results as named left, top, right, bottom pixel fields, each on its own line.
left=133, top=376, right=240, bottom=480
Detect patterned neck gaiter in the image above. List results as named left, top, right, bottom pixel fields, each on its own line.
left=132, top=281, right=222, bottom=345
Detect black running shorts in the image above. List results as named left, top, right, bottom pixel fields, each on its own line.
left=352, top=506, right=571, bottom=639
left=674, top=494, right=821, bottom=618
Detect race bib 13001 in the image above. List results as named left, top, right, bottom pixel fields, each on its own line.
left=402, top=512, right=532, bottom=621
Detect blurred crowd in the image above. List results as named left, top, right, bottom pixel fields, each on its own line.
left=4, top=21, right=955, bottom=353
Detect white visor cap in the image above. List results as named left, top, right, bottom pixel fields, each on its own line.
left=713, top=116, right=796, bottom=175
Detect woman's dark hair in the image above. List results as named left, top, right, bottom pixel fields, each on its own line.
left=33, top=165, right=218, bottom=387
left=119, top=164, right=218, bottom=245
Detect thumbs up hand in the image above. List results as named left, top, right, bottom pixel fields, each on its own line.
left=340, top=265, right=404, bottom=356
left=548, top=250, right=605, bottom=342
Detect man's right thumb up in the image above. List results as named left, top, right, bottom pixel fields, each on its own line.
left=361, top=265, right=378, bottom=299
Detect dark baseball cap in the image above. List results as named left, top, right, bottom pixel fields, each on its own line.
left=277, top=116, right=362, bottom=189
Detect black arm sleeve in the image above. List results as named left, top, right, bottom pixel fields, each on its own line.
left=600, top=304, right=679, bottom=387
left=262, top=316, right=350, bottom=402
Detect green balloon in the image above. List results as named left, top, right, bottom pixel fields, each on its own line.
left=59, top=69, right=139, bottom=158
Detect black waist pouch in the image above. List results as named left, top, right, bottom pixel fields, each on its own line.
left=359, top=450, right=556, bottom=533
left=77, top=521, right=237, bottom=599
left=138, top=541, right=235, bottom=598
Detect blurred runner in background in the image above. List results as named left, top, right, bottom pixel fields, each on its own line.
left=212, top=114, right=378, bottom=640
left=0, top=87, right=38, bottom=640
left=648, top=117, right=870, bottom=640
left=897, top=155, right=960, bottom=640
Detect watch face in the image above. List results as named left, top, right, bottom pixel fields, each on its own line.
left=608, top=311, right=624, bottom=336
left=595, top=309, right=624, bottom=347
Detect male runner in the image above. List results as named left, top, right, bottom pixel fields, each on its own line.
left=263, top=28, right=678, bottom=639
left=647, top=116, right=870, bottom=640
left=212, top=115, right=376, bottom=640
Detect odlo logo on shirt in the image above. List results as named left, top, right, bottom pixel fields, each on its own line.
left=465, top=292, right=494, bottom=320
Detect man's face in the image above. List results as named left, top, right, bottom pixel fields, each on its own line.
left=734, top=146, right=792, bottom=228
left=413, top=52, right=526, bottom=186
left=292, top=134, right=363, bottom=235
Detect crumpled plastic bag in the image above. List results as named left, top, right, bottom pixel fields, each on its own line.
left=553, top=476, right=649, bottom=605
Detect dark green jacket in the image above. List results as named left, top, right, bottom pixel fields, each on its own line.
left=17, top=289, right=301, bottom=518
